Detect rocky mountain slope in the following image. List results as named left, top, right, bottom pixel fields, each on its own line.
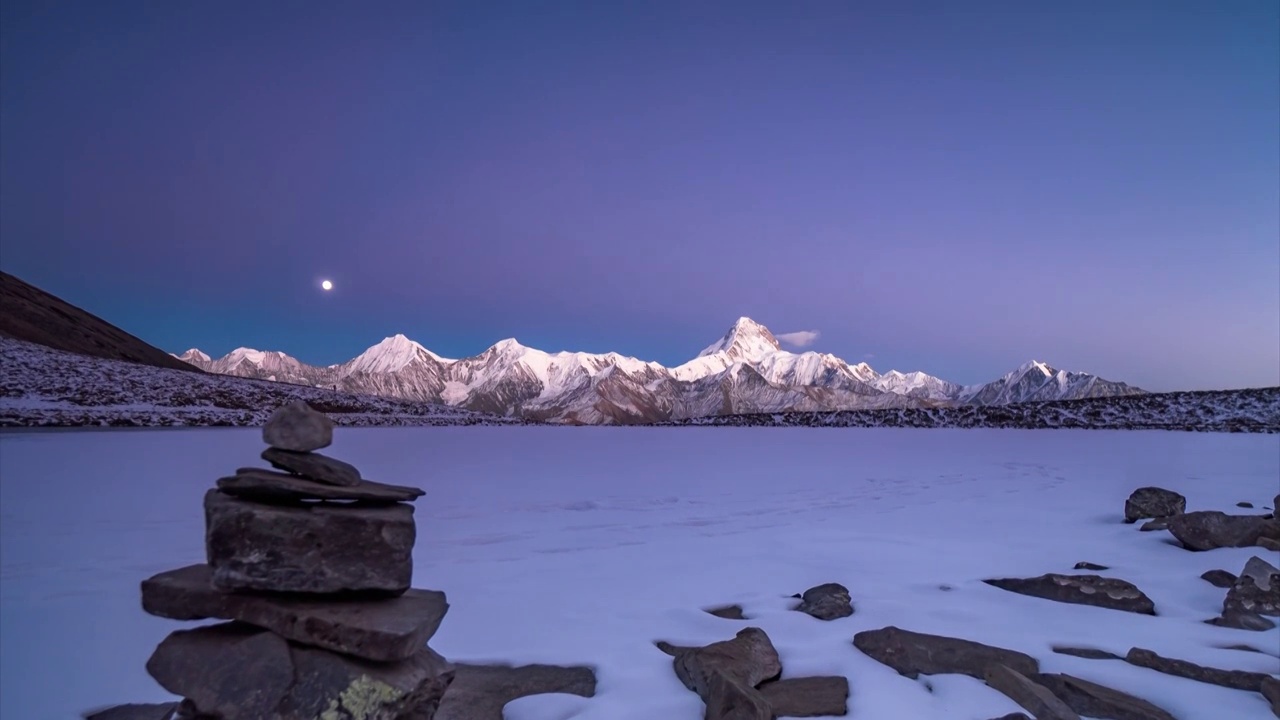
left=180, top=317, right=1144, bottom=424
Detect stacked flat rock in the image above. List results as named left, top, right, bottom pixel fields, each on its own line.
left=95, top=401, right=453, bottom=720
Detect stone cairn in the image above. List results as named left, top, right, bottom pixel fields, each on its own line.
left=90, top=400, right=453, bottom=720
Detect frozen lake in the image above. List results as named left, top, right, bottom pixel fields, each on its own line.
left=2, top=427, right=1278, bottom=719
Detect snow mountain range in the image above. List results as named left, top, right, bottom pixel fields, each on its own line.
left=174, top=318, right=1144, bottom=424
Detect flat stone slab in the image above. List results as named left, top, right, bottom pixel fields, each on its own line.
left=435, top=663, right=596, bottom=720
left=147, top=622, right=453, bottom=720
left=1125, top=647, right=1272, bottom=692
left=205, top=489, right=414, bottom=595
left=1033, top=672, right=1176, bottom=720
left=82, top=704, right=177, bottom=720
left=261, top=447, right=361, bottom=487
left=141, top=564, right=447, bottom=662
left=705, top=604, right=746, bottom=620
left=984, top=573, right=1156, bottom=615
left=1167, top=511, right=1280, bottom=550
left=219, top=468, right=423, bottom=504
left=853, top=626, right=1039, bottom=680
left=758, top=676, right=849, bottom=717
left=984, top=664, right=1079, bottom=720
left=1051, top=646, right=1123, bottom=661
left=263, top=400, right=333, bottom=452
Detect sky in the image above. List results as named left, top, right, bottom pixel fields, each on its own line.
left=1, top=1, right=1277, bottom=390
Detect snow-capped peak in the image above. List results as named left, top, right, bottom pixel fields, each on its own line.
left=225, top=347, right=267, bottom=365
left=1013, top=360, right=1056, bottom=379
left=178, top=348, right=210, bottom=362
left=697, top=317, right=781, bottom=359
left=345, top=334, right=449, bottom=375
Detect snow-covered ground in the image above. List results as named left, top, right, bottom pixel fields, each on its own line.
left=1, top=427, right=1277, bottom=719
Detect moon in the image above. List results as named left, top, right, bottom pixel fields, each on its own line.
left=321, top=280, right=333, bottom=291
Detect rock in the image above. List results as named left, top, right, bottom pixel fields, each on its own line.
left=1201, top=569, right=1238, bottom=588
left=1139, top=518, right=1170, bottom=532
left=1261, top=676, right=1280, bottom=718
left=758, top=676, right=849, bottom=716
left=983, top=574, right=1156, bottom=615
left=1074, top=562, right=1109, bottom=571
left=702, top=669, right=774, bottom=720
left=1050, top=646, right=1123, bottom=661
left=852, top=626, right=1039, bottom=680
left=146, top=622, right=452, bottom=720
left=664, top=627, right=782, bottom=697
left=705, top=605, right=746, bottom=620
left=1207, top=609, right=1277, bottom=631
left=794, top=582, right=854, bottom=621
left=1239, top=502, right=1256, bottom=508
left=1167, top=511, right=1280, bottom=551
left=141, top=564, right=447, bottom=662
left=218, top=468, right=423, bottom=504
left=83, top=703, right=178, bottom=720
left=1261, top=537, right=1280, bottom=552
left=1216, top=643, right=1274, bottom=655
left=1124, top=487, right=1186, bottom=523
left=261, top=447, right=361, bottom=487
left=263, top=400, right=333, bottom=452
left=435, top=663, right=596, bottom=720
left=984, top=664, right=1080, bottom=720
left=1032, top=672, right=1177, bottom=720
left=1124, top=647, right=1272, bottom=692
left=205, top=489, right=414, bottom=595
left=1224, top=556, right=1280, bottom=617
left=988, top=715, right=1032, bottom=720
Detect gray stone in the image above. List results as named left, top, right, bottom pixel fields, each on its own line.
left=984, top=664, right=1079, bottom=720
left=663, top=627, right=782, bottom=695
left=1239, top=502, right=1256, bottom=508
left=988, top=715, right=1032, bottom=720
left=1167, top=511, right=1280, bottom=551
left=146, top=622, right=453, bottom=720
left=141, top=564, right=447, bottom=662
left=1074, top=562, right=1109, bottom=571
left=263, top=400, right=333, bottom=452
left=983, top=574, right=1156, bottom=615
left=435, top=664, right=596, bottom=720
left=1051, top=646, right=1123, bottom=661
left=261, top=447, right=361, bottom=487
left=1224, top=556, right=1280, bottom=617
left=82, top=704, right=177, bottom=720
left=705, top=604, right=746, bottom=620
left=1032, top=672, right=1177, bottom=720
left=1139, top=518, right=1170, bottom=532
left=852, top=626, right=1039, bottom=680
left=219, top=468, right=423, bottom=504
left=1125, top=647, right=1272, bottom=692
left=1124, top=487, right=1186, bottom=523
left=702, top=669, right=773, bottom=720
left=1262, top=676, right=1280, bottom=718
left=1207, top=609, right=1277, bottom=631
left=205, top=489, right=414, bottom=595
left=1261, top=537, right=1280, bottom=552
left=1201, top=569, right=1238, bottom=588
left=758, top=676, right=849, bottom=716
left=794, top=582, right=854, bottom=621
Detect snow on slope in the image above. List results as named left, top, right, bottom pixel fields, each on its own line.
left=2, top=428, right=1277, bottom=719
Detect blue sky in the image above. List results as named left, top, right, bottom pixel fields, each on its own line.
left=2, top=1, right=1277, bottom=389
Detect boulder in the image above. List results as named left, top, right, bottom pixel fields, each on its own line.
left=983, top=664, right=1079, bottom=720
left=794, top=583, right=854, bottom=621
left=141, top=564, right=447, bottom=662
left=1167, top=511, right=1280, bottom=551
left=82, top=704, right=177, bottom=720
left=1261, top=676, right=1280, bottom=718
left=1050, top=646, right=1122, bottom=661
left=263, top=400, right=333, bottom=452
left=1032, top=672, right=1177, bottom=720
left=758, top=676, right=849, bottom=717
left=146, top=622, right=453, bottom=720
left=205, top=490, right=414, bottom=595
left=1201, top=569, right=1238, bottom=588
left=1124, top=487, right=1185, bottom=523
left=705, top=605, right=746, bottom=620
left=1124, top=647, right=1271, bottom=692
left=1224, top=556, right=1280, bottom=617
left=1073, top=562, right=1108, bottom=571
left=662, top=627, right=782, bottom=696
left=852, top=626, right=1038, bottom=680
left=435, top=664, right=597, bottom=720
left=218, top=468, right=423, bottom=504
left=261, top=447, right=361, bottom=487
left=983, top=574, right=1156, bottom=615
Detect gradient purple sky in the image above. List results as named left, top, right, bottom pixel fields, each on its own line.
left=2, top=1, right=1277, bottom=390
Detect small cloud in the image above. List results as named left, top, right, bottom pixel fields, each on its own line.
left=863, top=353, right=875, bottom=360
left=776, top=330, right=820, bottom=348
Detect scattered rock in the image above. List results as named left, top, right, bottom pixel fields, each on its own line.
left=1139, top=518, right=1170, bottom=532
left=1167, top=511, right=1280, bottom=551
left=794, top=582, right=854, bottom=621
left=658, top=628, right=781, bottom=720
left=1124, top=647, right=1272, bottom=692
left=218, top=468, right=423, bottom=504
left=141, top=564, right=447, bottom=662
left=757, top=676, right=849, bottom=717
left=1050, top=646, right=1122, bottom=661
left=262, top=400, right=333, bottom=452
left=1216, top=644, right=1273, bottom=655
left=1207, top=609, right=1277, bottom=631
left=435, top=663, right=597, bottom=720
left=702, top=669, right=773, bottom=720
left=1124, top=487, right=1186, bottom=523
left=1073, top=562, right=1109, bottom=571
left=984, top=664, right=1080, bottom=720
left=983, top=574, right=1156, bottom=615
left=82, top=703, right=177, bottom=720
left=204, top=489, right=414, bottom=595
left=261, top=447, right=361, bottom=487
left=146, top=622, right=453, bottom=720
left=1224, top=556, right=1280, bottom=617
left=705, top=605, right=746, bottom=620
left=852, top=626, right=1039, bottom=680
left=1032, top=672, right=1177, bottom=720
left=1261, top=537, right=1280, bottom=552
left=1261, top=676, right=1280, bottom=718
left=1239, top=502, right=1256, bottom=508
left=1201, top=569, right=1238, bottom=588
